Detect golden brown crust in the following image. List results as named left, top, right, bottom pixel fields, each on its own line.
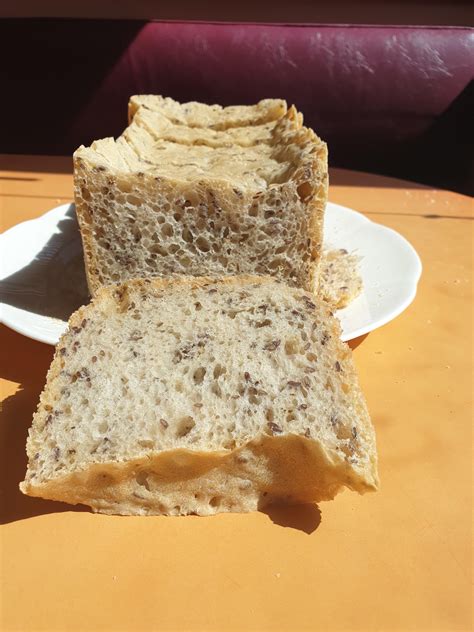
left=21, top=433, right=377, bottom=516
left=73, top=154, right=100, bottom=295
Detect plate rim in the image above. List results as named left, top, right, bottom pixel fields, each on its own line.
left=1, top=201, right=422, bottom=345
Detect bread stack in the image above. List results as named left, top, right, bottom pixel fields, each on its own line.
left=21, top=96, right=377, bottom=515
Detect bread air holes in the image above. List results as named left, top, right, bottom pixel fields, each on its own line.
left=175, top=416, right=196, bottom=438
left=209, top=496, right=222, bottom=508
left=117, top=180, right=133, bottom=193
left=332, top=417, right=354, bottom=442
left=195, top=236, right=211, bottom=253
left=98, top=421, right=109, bottom=433
left=248, top=205, right=258, bottom=217
left=248, top=393, right=261, bottom=406
left=168, top=243, right=180, bottom=255
left=213, top=364, right=226, bottom=379
left=131, top=226, right=141, bottom=243
left=126, top=195, right=142, bottom=206
left=161, top=223, right=173, bottom=237
left=181, top=227, right=194, bottom=243
left=211, top=382, right=222, bottom=398
left=195, top=217, right=206, bottom=230
left=80, top=187, right=91, bottom=201
left=136, top=470, right=151, bottom=491
left=297, top=181, right=313, bottom=201
left=138, top=439, right=154, bottom=449
left=94, top=225, right=105, bottom=239
left=179, top=255, right=192, bottom=267
left=150, top=244, right=168, bottom=256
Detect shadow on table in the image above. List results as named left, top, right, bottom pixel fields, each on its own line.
left=262, top=503, right=321, bottom=534
left=0, top=204, right=90, bottom=322
left=0, top=326, right=89, bottom=524
left=0, top=154, right=73, bottom=175
left=347, top=334, right=368, bottom=350
left=329, top=168, right=432, bottom=191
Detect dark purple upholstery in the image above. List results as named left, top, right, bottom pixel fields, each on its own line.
left=2, top=19, right=473, bottom=192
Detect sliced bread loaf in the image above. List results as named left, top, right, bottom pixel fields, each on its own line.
left=20, top=276, right=378, bottom=516
left=74, top=97, right=327, bottom=297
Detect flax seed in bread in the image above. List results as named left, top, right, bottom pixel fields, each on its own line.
left=20, top=276, right=378, bottom=516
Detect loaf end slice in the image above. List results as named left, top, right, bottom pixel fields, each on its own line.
left=20, top=276, right=377, bottom=516
left=319, top=249, right=363, bottom=309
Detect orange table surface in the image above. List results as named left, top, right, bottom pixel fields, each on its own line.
left=0, top=156, right=472, bottom=632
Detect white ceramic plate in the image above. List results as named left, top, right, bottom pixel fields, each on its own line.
left=0, top=202, right=421, bottom=345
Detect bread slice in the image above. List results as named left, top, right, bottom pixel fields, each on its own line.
left=20, top=276, right=378, bottom=516
left=73, top=97, right=327, bottom=297
left=319, top=249, right=363, bottom=309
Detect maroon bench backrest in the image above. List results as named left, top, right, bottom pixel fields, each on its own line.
left=2, top=19, right=472, bottom=191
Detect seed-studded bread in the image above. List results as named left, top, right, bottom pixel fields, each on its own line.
left=127, top=95, right=288, bottom=128
left=74, top=97, right=327, bottom=297
left=319, top=249, right=363, bottom=309
left=20, top=276, right=378, bottom=516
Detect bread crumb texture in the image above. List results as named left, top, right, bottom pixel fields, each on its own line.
left=319, top=249, right=363, bottom=309
left=73, top=96, right=328, bottom=296
left=21, top=276, right=378, bottom=516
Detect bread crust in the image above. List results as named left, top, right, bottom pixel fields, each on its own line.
left=21, top=433, right=377, bottom=516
